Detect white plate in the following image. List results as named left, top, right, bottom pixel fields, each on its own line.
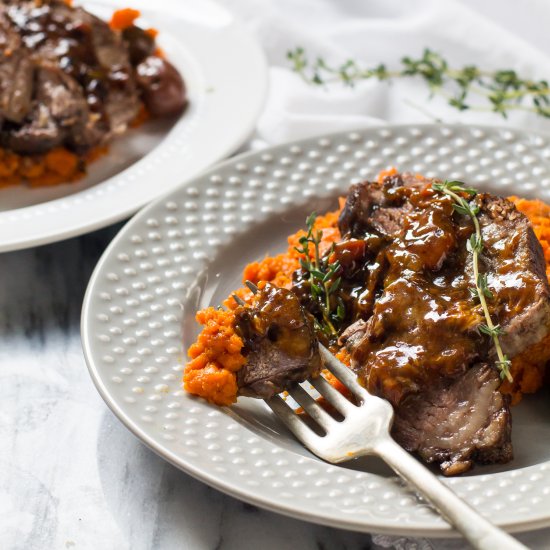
left=81, top=124, right=550, bottom=537
left=0, top=0, right=267, bottom=252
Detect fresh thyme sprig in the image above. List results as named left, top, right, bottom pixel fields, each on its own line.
left=294, top=213, right=345, bottom=337
left=432, top=181, right=513, bottom=382
left=288, top=47, right=550, bottom=119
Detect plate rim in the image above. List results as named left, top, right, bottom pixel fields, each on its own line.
left=81, top=123, right=550, bottom=537
left=0, top=0, right=268, bottom=253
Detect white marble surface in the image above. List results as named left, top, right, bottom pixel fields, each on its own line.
left=0, top=224, right=549, bottom=550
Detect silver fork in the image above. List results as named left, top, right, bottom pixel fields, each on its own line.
left=266, top=345, right=526, bottom=550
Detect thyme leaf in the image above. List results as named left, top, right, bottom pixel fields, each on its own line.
left=432, top=180, right=513, bottom=383
left=297, top=213, right=345, bottom=337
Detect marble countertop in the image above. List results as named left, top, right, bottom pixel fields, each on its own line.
left=1, top=225, right=549, bottom=550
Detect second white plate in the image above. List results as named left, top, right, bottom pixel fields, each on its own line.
left=0, top=0, right=267, bottom=252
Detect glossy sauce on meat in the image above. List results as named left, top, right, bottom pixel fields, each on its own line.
left=338, top=182, right=484, bottom=405
left=234, top=283, right=321, bottom=399
left=0, top=0, right=187, bottom=157
left=330, top=173, right=550, bottom=473
left=5, top=2, right=129, bottom=119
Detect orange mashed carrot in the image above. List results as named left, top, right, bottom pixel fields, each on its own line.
left=0, top=147, right=86, bottom=188
left=377, top=166, right=398, bottom=183
left=184, top=177, right=550, bottom=407
left=184, top=307, right=246, bottom=406
left=109, top=8, right=140, bottom=30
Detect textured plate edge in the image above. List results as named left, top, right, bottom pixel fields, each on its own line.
left=80, top=123, right=550, bottom=537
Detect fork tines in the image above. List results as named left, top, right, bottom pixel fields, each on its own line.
left=265, top=344, right=364, bottom=436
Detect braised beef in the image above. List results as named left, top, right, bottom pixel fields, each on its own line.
left=234, top=284, right=322, bottom=399
left=122, top=26, right=155, bottom=65
left=337, top=174, right=550, bottom=473
left=477, top=194, right=550, bottom=357
left=136, top=56, right=187, bottom=117
left=0, top=0, right=186, bottom=158
left=7, top=66, right=89, bottom=154
left=7, top=104, right=63, bottom=154
left=393, top=363, right=512, bottom=476
left=0, top=50, right=34, bottom=124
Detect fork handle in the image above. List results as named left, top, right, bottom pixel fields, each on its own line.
left=375, top=437, right=527, bottom=550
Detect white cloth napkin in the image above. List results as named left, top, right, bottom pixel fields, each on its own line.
left=221, top=1, right=550, bottom=547
left=226, top=0, right=550, bottom=149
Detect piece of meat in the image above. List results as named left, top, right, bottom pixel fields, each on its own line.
left=393, top=363, right=512, bottom=475
left=0, top=4, right=20, bottom=52
left=338, top=179, right=387, bottom=238
left=36, top=67, right=87, bottom=128
left=136, top=56, right=187, bottom=117
left=1, top=0, right=140, bottom=151
left=338, top=173, right=427, bottom=239
left=88, top=12, right=130, bottom=68
left=234, top=284, right=322, bottom=399
left=7, top=103, right=63, bottom=154
left=88, top=13, right=140, bottom=131
left=0, top=4, right=34, bottom=124
left=0, top=49, right=33, bottom=123
left=477, top=194, right=550, bottom=357
left=0, top=0, right=186, bottom=160
left=7, top=66, right=89, bottom=154
left=337, top=173, right=550, bottom=474
left=122, top=26, right=156, bottom=65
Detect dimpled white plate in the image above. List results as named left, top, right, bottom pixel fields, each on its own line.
left=0, top=0, right=267, bottom=252
left=82, top=124, right=550, bottom=537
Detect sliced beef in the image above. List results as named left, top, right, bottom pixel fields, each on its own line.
left=7, top=66, right=89, bottom=154
left=36, top=67, right=87, bottom=127
left=89, top=12, right=130, bottom=69
left=0, top=4, right=32, bottom=125
left=87, top=12, right=140, bottom=131
left=337, top=173, right=550, bottom=474
left=338, top=179, right=387, bottom=238
left=338, top=173, right=429, bottom=239
left=7, top=104, right=63, bottom=154
left=478, top=194, right=550, bottom=357
left=393, top=363, right=512, bottom=476
left=234, top=284, right=322, bottom=399
left=0, top=50, right=34, bottom=124
left=0, top=0, right=185, bottom=159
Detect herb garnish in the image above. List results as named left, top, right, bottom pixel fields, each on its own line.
left=294, top=213, right=345, bottom=337
left=288, top=47, right=550, bottom=119
left=432, top=181, right=513, bottom=382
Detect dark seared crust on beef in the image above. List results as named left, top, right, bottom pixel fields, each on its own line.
left=235, top=284, right=322, bottom=399
left=0, top=50, right=34, bottom=124
left=338, top=173, right=429, bottom=239
left=393, top=364, right=512, bottom=476
left=338, top=181, right=385, bottom=237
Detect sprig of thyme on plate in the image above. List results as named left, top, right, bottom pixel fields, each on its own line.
left=432, top=180, right=513, bottom=382
left=294, top=213, right=345, bottom=337
left=288, top=47, right=550, bottom=119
